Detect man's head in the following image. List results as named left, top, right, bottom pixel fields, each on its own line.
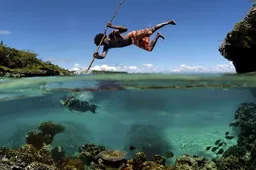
left=94, top=33, right=106, bottom=46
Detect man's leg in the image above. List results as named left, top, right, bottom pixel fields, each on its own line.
left=148, top=33, right=165, bottom=51
left=151, top=20, right=176, bottom=33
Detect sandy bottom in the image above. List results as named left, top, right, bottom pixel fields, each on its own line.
left=165, top=126, right=237, bottom=161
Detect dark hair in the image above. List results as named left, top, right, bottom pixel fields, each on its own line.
left=94, top=33, right=105, bottom=46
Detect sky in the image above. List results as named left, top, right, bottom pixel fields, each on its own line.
left=0, top=0, right=253, bottom=73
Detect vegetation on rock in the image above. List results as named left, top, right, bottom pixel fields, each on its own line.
left=0, top=41, right=71, bottom=77
left=218, top=4, right=256, bottom=73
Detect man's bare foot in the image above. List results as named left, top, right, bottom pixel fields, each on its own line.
left=168, top=20, right=176, bottom=25
left=157, top=32, right=165, bottom=39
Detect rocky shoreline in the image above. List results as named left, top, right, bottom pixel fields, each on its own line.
left=0, top=67, right=70, bottom=78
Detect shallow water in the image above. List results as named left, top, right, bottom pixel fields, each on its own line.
left=0, top=73, right=255, bottom=164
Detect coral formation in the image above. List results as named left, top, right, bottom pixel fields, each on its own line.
left=25, top=121, right=65, bottom=149
left=213, top=102, right=256, bottom=170
left=96, top=150, right=127, bottom=169
left=229, top=102, right=256, bottom=146
left=6, top=121, right=92, bottom=156
left=221, top=145, right=246, bottom=158
left=218, top=4, right=256, bottom=73
left=38, top=121, right=65, bottom=137
left=215, top=156, right=246, bottom=170
left=51, top=146, right=65, bottom=163
left=78, top=143, right=106, bottom=165
left=174, top=154, right=217, bottom=170
left=152, top=154, right=166, bottom=165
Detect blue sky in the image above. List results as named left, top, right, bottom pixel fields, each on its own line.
left=0, top=0, right=252, bottom=72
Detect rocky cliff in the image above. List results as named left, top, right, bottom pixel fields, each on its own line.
left=219, top=4, right=256, bottom=73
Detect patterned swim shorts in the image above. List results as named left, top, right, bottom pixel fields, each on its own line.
left=128, top=28, right=153, bottom=51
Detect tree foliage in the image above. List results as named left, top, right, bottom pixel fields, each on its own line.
left=0, top=42, right=71, bottom=75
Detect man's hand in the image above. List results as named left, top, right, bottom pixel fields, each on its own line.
left=106, top=22, right=112, bottom=28
left=93, top=52, right=99, bottom=58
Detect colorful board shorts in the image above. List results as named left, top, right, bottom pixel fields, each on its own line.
left=128, top=28, right=153, bottom=51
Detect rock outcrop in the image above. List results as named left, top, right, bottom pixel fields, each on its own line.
left=219, top=5, right=256, bottom=73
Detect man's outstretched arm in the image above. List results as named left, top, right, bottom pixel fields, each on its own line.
left=93, top=46, right=109, bottom=59
left=106, top=22, right=128, bottom=33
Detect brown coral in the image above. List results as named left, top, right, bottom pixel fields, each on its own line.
left=62, top=157, right=85, bottom=170
left=38, top=121, right=65, bottom=136
left=174, top=155, right=217, bottom=170
left=0, top=145, right=54, bottom=168
left=152, top=154, right=166, bottom=165
left=141, top=161, right=165, bottom=170
left=25, top=162, right=57, bottom=170
left=25, top=121, right=65, bottom=149
left=78, top=143, right=106, bottom=165
left=97, top=150, right=127, bottom=169
left=25, top=131, right=49, bottom=149
left=215, top=156, right=246, bottom=170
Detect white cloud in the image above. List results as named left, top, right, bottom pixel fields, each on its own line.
left=92, top=64, right=118, bottom=71
left=0, top=30, right=11, bottom=35
left=70, top=63, right=82, bottom=72
left=70, top=62, right=236, bottom=74
left=170, top=62, right=235, bottom=73
left=143, top=64, right=153, bottom=68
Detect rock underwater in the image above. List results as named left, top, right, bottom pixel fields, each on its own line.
left=219, top=4, right=256, bottom=73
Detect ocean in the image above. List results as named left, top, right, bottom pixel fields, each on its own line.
left=0, top=73, right=255, bottom=168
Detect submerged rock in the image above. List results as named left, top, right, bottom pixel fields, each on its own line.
left=229, top=102, right=256, bottom=146
left=215, top=155, right=246, bottom=170
left=219, top=4, right=256, bottom=73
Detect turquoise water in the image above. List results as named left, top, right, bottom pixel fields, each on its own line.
left=0, top=73, right=255, bottom=164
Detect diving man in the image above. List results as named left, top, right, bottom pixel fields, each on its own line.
left=93, top=20, right=176, bottom=59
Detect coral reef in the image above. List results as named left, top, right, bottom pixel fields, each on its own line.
left=5, top=121, right=92, bottom=156
left=26, top=121, right=65, bottom=149
left=173, top=155, right=217, bottom=170
left=2, top=106, right=256, bottom=170
left=38, top=121, right=65, bottom=136
left=215, top=156, right=246, bottom=170
left=218, top=4, right=256, bottom=73
left=213, top=102, right=256, bottom=170
left=78, top=143, right=106, bottom=165
left=96, top=150, right=127, bottom=169
left=229, top=102, right=256, bottom=147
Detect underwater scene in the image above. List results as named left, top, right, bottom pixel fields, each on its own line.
left=0, top=73, right=256, bottom=170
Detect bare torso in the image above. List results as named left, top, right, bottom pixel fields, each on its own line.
left=104, top=32, right=132, bottom=49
